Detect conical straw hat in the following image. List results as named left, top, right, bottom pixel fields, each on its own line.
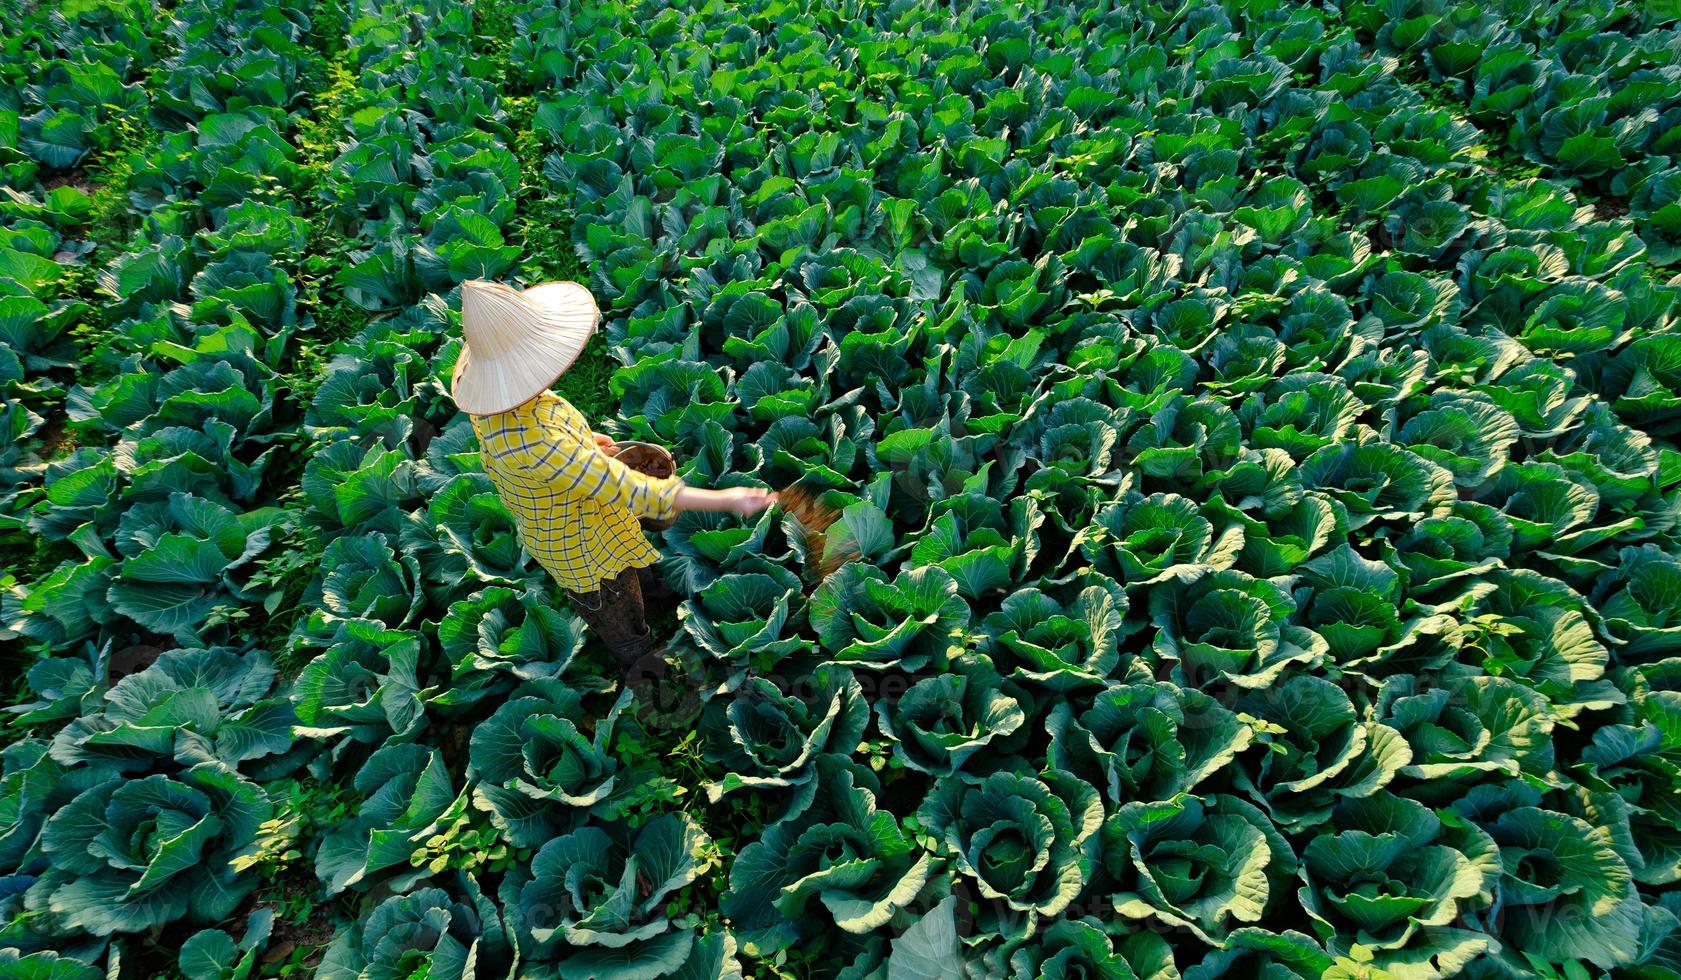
left=450, top=278, right=599, bottom=415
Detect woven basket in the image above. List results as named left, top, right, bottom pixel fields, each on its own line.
left=606, top=440, right=678, bottom=532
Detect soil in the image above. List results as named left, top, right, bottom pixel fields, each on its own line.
left=39, top=168, right=97, bottom=196
left=110, top=644, right=165, bottom=680
left=410, top=416, right=438, bottom=454
left=438, top=721, right=473, bottom=776
left=1594, top=196, right=1630, bottom=220
left=258, top=866, right=340, bottom=967
left=609, top=442, right=675, bottom=479
left=1370, top=218, right=1395, bottom=251
left=31, top=409, right=75, bottom=462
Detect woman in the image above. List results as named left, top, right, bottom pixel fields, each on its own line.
left=449, top=277, right=775, bottom=677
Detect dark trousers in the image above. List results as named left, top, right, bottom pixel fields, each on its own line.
left=564, top=565, right=653, bottom=668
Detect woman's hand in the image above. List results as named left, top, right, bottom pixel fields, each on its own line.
left=593, top=432, right=616, bottom=452
left=675, top=485, right=778, bottom=517
left=720, top=487, right=777, bottom=516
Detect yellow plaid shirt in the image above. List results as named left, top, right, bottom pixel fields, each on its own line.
left=469, top=390, right=685, bottom=594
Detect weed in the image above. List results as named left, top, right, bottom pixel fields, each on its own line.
left=407, top=798, right=531, bottom=877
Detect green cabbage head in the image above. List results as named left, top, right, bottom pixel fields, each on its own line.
left=1102, top=793, right=1297, bottom=945
left=723, top=756, right=932, bottom=952
left=500, top=813, right=711, bottom=978
left=918, top=769, right=1103, bottom=939
left=1299, top=791, right=1500, bottom=976
left=809, top=563, right=971, bottom=671
left=317, top=875, right=514, bottom=980
left=38, top=762, right=269, bottom=935
left=467, top=681, right=630, bottom=847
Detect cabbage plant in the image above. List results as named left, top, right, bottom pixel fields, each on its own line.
left=1102, top=794, right=1297, bottom=945
left=873, top=654, right=1028, bottom=780
left=49, top=646, right=294, bottom=771
left=1047, top=680, right=1252, bottom=802
left=808, top=563, right=970, bottom=671
left=499, top=813, right=710, bottom=977
left=0, top=739, right=78, bottom=876
left=918, top=769, right=1103, bottom=939
left=467, top=681, right=629, bottom=846
left=1597, top=544, right=1681, bottom=660
left=317, top=876, right=514, bottom=980
left=1460, top=789, right=1647, bottom=970
left=1180, top=928, right=1333, bottom=980
left=906, top=491, right=1042, bottom=599
left=432, top=586, right=583, bottom=709
left=678, top=564, right=809, bottom=670
left=1377, top=675, right=1555, bottom=785
left=37, top=762, right=269, bottom=935
left=104, top=492, right=286, bottom=639
left=701, top=665, right=869, bottom=803
left=179, top=908, right=273, bottom=980
left=724, top=759, right=933, bottom=949
left=5, top=641, right=108, bottom=726
left=1148, top=569, right=1325, bottom=691
left=999, top=917, right=1175, bottom=980
left=291, top=622, right=428, bottom=747
left=1234, top=675, right=1411, bottom=830
left=1075, top=492, right=1244, bottom=586
left=315, top=742, right=465, bottom=895
left=298, top=531, right=425, bottom=638
left=978, top=580, right=1124, bottom=692
left=1298, top=791, right=1499, bottom=976
left=400, top=471, right=537, bottom=595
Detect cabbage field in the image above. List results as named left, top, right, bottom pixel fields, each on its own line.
left=5, top=0, right=1681, bottom=976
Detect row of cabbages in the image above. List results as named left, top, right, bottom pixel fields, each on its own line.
left=1340, top=0, right=1681, bottom=261
left=546, top=0, right=1681, bottom=976
left=1, top=1, right=347, bottom=976
left=0, top=0, right=170, bottom=554
left=0, top=0, right=683, bottom=977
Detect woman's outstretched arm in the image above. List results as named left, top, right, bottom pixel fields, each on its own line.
left=675, top=485, right=777, bottom=516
